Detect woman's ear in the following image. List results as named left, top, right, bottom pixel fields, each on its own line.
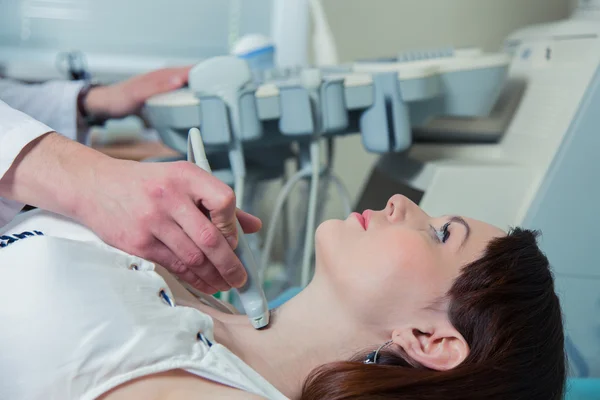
left=391, top=323, right=469, bottom=371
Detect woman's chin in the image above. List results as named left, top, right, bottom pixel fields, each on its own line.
left=314, top=219, right=345, bottom=270
left=315, top=219, right=340, bottom=244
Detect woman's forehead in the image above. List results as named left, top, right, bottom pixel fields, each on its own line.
left=462, top=217, right=506, bottom=237
left=453, top=217, right=505, bottom=263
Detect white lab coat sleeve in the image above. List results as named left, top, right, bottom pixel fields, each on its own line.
left=0, top=78, right=85, bottom=142
left=0, top=99, right=55, bottom=228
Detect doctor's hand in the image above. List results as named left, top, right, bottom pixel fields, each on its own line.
left=82, top=66, right=192, bottom=119
left=76, top=158, right=262, bottom=294
left=3, top=132, right=262, bottom=294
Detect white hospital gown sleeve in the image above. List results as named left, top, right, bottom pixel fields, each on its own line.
left=0, top=99, right=55, bottom=228
left=0, top=78, right=85, bottom=142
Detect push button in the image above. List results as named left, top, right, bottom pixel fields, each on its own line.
left=197, top=331, right=213, bottom=347
left=158, top=289, right=175, bottom=307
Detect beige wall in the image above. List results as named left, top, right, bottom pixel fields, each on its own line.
left=570, top=0, right=580, bottom=12
left=259, top=0, right=571, bottom=259
left=320, top=0, right=571, bottom=212
left=323, top=0, right=572, bottom=62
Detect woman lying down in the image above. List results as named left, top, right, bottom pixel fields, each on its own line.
left=0, top=195, right=566, bottom=400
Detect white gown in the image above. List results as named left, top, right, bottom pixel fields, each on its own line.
left=0, top=209, right=287, bottom=400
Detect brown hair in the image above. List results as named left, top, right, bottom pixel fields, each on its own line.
left=301, top=228, right=566, bottom=400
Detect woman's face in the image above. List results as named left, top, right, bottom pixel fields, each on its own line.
left=314, top=195, right=505, bottom=328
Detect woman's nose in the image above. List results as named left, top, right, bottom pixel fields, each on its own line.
left=386, top=194, right=412, bottom=222
left=385, top=194, right=429, bottom=222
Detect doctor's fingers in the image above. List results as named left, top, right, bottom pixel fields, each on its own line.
left=184, top=168, right=239, bottom=249
left=172, top=203, right=248, bottom=289
left=153, top=222, right=230, bottom=292
left=147, top=240, right=220, bottom=295
left=120, top=66, right=192, bottom=106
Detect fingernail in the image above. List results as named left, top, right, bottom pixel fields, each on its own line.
left=234, top=270, right=248, bottom=288
left=218, top=284, right=232, bottom=292
left=226, top=234, right=238, bottom=250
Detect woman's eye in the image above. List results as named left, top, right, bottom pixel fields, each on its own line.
left=437, top=222, right=451, bottom=243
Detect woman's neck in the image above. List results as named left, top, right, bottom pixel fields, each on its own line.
left=203, top=280, right=381, bottom=399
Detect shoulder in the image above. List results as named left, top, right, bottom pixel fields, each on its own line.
left=100, top=369, right=269, bottom=400
left=171, top=378, right=268, bottom=399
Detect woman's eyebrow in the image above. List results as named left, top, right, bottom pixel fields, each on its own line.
left=449, top=216, right=470, bottom=246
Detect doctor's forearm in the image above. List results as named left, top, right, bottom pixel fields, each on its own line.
left=0, top=132, right=108, bottom=219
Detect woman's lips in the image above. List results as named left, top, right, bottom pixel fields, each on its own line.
left=362, top=210, right=372, bottom=230
left=352, top=212, right=366, bottom=230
